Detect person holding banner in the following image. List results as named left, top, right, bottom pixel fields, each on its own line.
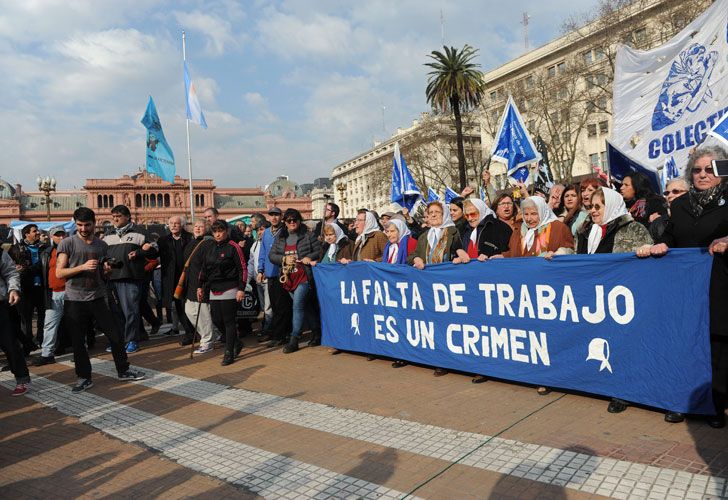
left=460, top=199, right=512, bottom=261
left=504, top=197, right=574, bottom=259
left=647, top=145, right=728, bottom=428
left=342, top=211, right=387, bottom=264
left=492, top=193, right=521, bottom=232
left=576, top=187, right=653, bottom=413
left=317, top=223, right=353, bottom=264
left=620, top=172, right=668, bottom=228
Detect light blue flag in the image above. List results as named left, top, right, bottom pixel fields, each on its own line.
left=391, top=142, right=423, bottom=211
left=479, top=187, right=487, bottom=201
left=444, top=186, right=459, bottom=203
left=184, top=62, right=207, bottom=129
left=427, top=187, right=440, bottom=203
left=708, top=112, right=728, bottom=149
left=141, top=96, right=176, bottom=183
left=491, top=96, right=541, bottom=181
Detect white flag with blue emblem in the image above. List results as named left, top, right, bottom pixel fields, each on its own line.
left=613, top=0, right=728, bottom=177
left=490, top=95, right=541, bottom=181
left=391, top=142, right=422, bottom=211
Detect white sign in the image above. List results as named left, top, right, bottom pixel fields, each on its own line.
left=612, top=0, right=728, bottom=174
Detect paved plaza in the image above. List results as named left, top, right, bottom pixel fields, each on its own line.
left=1, top=327, right=727, bottom=499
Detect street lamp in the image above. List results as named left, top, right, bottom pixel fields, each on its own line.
left=336, top=182, right=347, bottom=217
left=37, top=176, right=56, bottom=222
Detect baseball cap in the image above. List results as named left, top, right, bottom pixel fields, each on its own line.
left=268, top=207, right=282, bottom=215
left=49, top=225, right=67, bottom=235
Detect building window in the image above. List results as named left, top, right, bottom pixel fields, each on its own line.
left=157, top=193, right=163, bottom=207
left=97, top=195, right=102, bottom=208
left=135, top=194, right=142, bottom=207
left=599, top=120, right=609, bottom=134
left=582, top=50, right=593, bottom=66
left=595, top=47, right=606, bottom=61
left=528, top=119, right=536, bottom=131
left=489, top=91, right=497, bottom=102
left=547, top=65, right=556, bottom=78
left=589, top=153, right=600, bottom=167
left=549, top=111, right=559, bottom=124
left=633, top=27, right=648, bottom=47
left=109, top=195, right=114, bottom=207
left=600, top=151, right=607, bottom=167
left=164, top=193, right=170, bottom=207
left=557, top=61, right=566, bottom=74
left=525, top=75, right=534, bottom=89
left=587, top=123, right=597, bottom=137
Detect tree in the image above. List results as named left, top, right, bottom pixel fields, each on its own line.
left=425, top=45, right=486, bottom=191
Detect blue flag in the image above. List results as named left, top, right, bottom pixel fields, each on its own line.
left=665, top=156, right=679, bottom=181
left=606, top=140, right=660, bottom=193
left=444, top=186, right=459, bottom=203
left=184, top=62, right=207, bottom=129
left=491, top=96, right=541, bottom=180
left=141, top=96, right=176, bottom=183
left=479, top=186, right=487, bottom=201
left=708, top=111, right=728, bottom=149
left=427, top=187, right=440, bottom=203
left=391, top=142, right=422, bottom=211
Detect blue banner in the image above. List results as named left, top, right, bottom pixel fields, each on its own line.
left=313, top=249, right=714, bottom=414
left=140, top=96, right=176, bottom=183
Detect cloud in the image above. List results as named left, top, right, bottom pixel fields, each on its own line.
left=173, top=10, right=239, bottom=56
left=243, top=92, right=278, bottom=123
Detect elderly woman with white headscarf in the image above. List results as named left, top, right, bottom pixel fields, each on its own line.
left=577, top=187, right=652, bottom=255
left=576, top=187, right=652, bottom=413
left=409, top=201, right=469, bottom=270
left=341, top=210, right=388, bottom=264
left=504, top=196, right=574, bottom=258
left=382, top=219, right=417, bottom=264
left=316, top=223, right=352, bottom=264
left=460, top=198, right=513, bottom=261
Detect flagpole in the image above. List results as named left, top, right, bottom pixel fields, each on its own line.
left=183, top=31, right=195, bottom=223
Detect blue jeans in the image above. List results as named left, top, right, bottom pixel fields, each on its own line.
left=41, top=291, right=65, bottom=357
left=110, top=281, right=142, bottom=344
left=288, top=282, right=319, bottom=340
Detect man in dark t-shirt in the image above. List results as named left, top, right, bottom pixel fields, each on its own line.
left=56, top=207, right=145, bottom=392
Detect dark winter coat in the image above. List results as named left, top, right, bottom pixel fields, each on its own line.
left=460, top=215, right=512, bottom=257
left=158, top=230, right=193, bottom=306
left=183, top=236, right=213, bottom=302
left=198, top=237, right=247, bottom=295
left=269, top=226, right=322, bottom=282
left=576, top=214, right=653, bottom=254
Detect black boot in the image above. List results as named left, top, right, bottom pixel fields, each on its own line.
left=307, top=332, right=321, bottom=347
left=282, top=338, right=299, bottom=354
left=234, top=339, right=243, bottom=357
left=221, top=351, right=235, bottom=366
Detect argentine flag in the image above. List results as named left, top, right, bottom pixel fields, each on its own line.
left=491, top=96, right=540, bottom=182
left=184, top=62, right=207, bottom=129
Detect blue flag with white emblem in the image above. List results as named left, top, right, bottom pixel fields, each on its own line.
left=491, top=96, right=541, bottom=181
left=606, top=140, right=661, bottom=193
left=391, top=142, right=423, bottom=211
left=427, top=188, right=440, bottom=203
left=444, top=186, right=459, bottom=203
left=141, top=96, right=176, bottom=183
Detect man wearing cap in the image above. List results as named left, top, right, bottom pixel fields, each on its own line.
left=257, top=207, right=291, bottom=346
left=34, top=226, right=67, bottom=365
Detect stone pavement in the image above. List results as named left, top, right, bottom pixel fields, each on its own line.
left=1, top=329, right=727, bottom=499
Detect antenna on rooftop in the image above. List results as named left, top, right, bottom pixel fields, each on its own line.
left=521, top=12, right=530, bottom=51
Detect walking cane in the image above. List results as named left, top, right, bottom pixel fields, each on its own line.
left=189, top=301, right=201, bottom=360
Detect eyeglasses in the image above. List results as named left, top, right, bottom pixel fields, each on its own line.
left=463, top=212, right=480, bottom=219
left=284, top=218, right=298, bottom=223
left=663, top=189, right=687, bottom=196
left=692, top=166, right=715, bottom=175
left=497, top=202, right=513, bottom=207
left=590, top=203, right=603, bottom=211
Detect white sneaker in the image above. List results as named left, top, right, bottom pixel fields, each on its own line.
left=194, top=343, right=213, bottom=354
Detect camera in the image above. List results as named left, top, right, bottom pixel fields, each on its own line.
left=100, top=257, right=124, bottom=269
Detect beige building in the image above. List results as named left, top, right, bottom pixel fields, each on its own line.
left=331, top=112, right=481, bottom=218
left=478, top=0, right=711, bottom=182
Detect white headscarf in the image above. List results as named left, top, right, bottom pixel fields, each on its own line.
left=522, top=196, right=559, bottom=251
left=325, top=223, right=346, bottom=259
left=587, top=188, right=629, bottom=254
left=385, top=219, right=411, bottom=263
left=466, top=199, right=494, bottom=244
left=355, top=211, right=380, bottom=245
left=427, top=201, right=455, bottom=250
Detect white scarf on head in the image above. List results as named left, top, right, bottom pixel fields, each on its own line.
left=385, top=219, right=411, bottom=262
left=426, top=201, right=455, bottom=250
left=325, top=223, right=346, bottom=259
left=467, top=199, right=494, bottom=244
left=587, top=188, right=629, bottom=254
left=355, top=211, right=379, bottom=245
left=523, top=196, right=558, bottom=251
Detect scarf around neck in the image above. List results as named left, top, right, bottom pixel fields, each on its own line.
left=522, top=197, right=558, bottom=251
left=587, top=188, right=629, bottom=254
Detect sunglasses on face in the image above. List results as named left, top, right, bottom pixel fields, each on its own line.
left=464, top=211, right=480, bottom=219
left=590, top=203, right=603, bottom=211
left=284, top=218, right=299, bottom=223
left=663, top=189, right=687, bottom=196
left=692, top=166, right=715, bottom=175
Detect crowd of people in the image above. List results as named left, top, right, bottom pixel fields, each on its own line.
left=0, top=145, right=727, bottom=429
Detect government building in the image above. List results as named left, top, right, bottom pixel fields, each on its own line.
left=0, top=173, right=313, bottom=226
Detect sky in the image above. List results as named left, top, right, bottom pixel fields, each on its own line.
left=0, top=0, right=600, bottom=191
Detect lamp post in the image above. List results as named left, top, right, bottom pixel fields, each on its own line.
left=36, top=176, right=56, bottom=222
left=336, top=182, right=347, bottom=217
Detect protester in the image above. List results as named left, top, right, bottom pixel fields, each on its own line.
left=104, top=205, right=158, bottom=353
left=646, top=145, right=728, bottom=428
left=492, top=193, right=520, bottom=232
left=158, top=215, right=194, bottom=340
left=580, top=178, right=602, bottom=211
left=460, top=198, right=512, bottom=261
left=382, top=219, right=417, bottom=265
left=619, top=172, right=668, bottom=227
left=548, top=184, right=565, bottom=210
left=313, top=202, right=348, bottom=239
left=0, top=247, right=31, bottom=396
left=204, top=207, right=244, bottom=244
left=198, top=220, right=247, bottom=366
left=268, top=208, right=321, bottom=353
left=183, top=220, right=214, bottom=354
left=649, top=178, right=689, bottom=241
left=341, top=210, right=387, bottom=263
left=449, top=197, right=469, bottom=235
left=257, top=207, right=291, bottom=348
left=10, top=223, right=48, bottom=353
left=248, top=222, right=272, bottom=341
left=505, top=196, right=574, bottom=259
left=317, top=223, right=353, bottom=263
left=56, top=207, right=144, bottom=392
left=34, top=226, right=67, bottom=366
left=558, top=184, right=589, bottom=236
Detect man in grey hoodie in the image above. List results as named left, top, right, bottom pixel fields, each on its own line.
left=0, top=248, right=31, bottom=396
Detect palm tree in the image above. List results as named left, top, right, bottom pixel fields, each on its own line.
left=425, top=45, right=485, bottom=191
